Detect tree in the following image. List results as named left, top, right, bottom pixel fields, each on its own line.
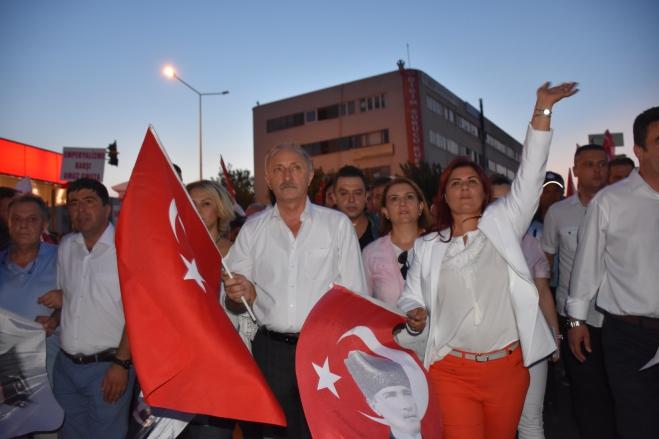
left=213, top=166, right=255, bottom=210
left=399, top=160, right=443, bottom=205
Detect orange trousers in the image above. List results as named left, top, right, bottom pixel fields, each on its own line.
left=428, top=347, right=529, bottom=439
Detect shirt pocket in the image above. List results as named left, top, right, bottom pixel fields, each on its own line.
left=558, top=226, right=579, bottom=255
left=303, top=247, right=331, bottom=281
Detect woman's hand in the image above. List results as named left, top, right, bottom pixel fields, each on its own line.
left=536, top=81, right=578, bottom=109
left=405, top=307, right=428, bottom=334
left=532, top=81, right=578, bottom=131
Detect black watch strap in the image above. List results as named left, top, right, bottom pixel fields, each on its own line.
left=111, top=356, right=132, bottom=370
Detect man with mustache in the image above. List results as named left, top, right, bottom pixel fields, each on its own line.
left=223, top=143, right=367, bottom=438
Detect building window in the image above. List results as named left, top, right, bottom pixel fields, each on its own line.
left=306, top=111, right=316, bottom=122
left=457, top=116, right=479, bottom=137
left=301, top=129, right=389, bottom=157
left=426, top=95, right=444, bottom=116
left=347, top=101, right=355, bottom=114
left=317, top=104, right=340, bottom=121
left=360, top=98, right=367, bottom=112
left=488, top=160, right=497, bottom=172
left=266, top=112, right=305, bottom=133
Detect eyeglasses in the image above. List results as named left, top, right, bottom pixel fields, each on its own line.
left=398, top=251, right=409, bottom=280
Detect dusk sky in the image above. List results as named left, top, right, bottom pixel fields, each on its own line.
left=2, top=0, right=658, bottom=195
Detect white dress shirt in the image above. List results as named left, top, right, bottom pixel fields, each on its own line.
left=567, top=170, right=659, bottom=320
left=428, top=230, right=517, bottom=362
left=542, top=194, right=604, bottom=326
left=58, top=223, right=125, bottom=355
left=225, top=199, right=367, bottom=333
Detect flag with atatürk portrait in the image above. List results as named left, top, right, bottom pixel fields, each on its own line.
left=116, top=127, right=285, bottom=426
left=296, top=285, right=442, bottom=438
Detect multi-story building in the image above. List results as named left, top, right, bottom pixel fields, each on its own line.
left=252, top=66, right=523, bottom=203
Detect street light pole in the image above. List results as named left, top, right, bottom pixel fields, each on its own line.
left=163, top=65, right=229, bottom=180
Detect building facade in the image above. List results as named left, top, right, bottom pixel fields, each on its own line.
left=252, top=68, right=523, bottom=203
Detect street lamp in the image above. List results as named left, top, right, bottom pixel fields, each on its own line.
left=162, top=65, right=229, bottom=180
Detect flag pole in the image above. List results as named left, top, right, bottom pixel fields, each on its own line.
left=221, top=260, right=257, bottom=322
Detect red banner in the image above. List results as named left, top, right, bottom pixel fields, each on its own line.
left=296, top=285, right=442, bottom=438
left=116, top=127, right=285, bottom=426
left=400, top=70, right=424, bottom=166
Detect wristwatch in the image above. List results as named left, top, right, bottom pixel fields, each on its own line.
left=566, top=318, right=585, bottom=329
left=112, top=356, right=132, bottom=370
left=534, top=107, right=552, bottom=117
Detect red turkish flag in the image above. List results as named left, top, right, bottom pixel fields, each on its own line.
left=116, top=127, right=285, bottom=426
left=219, top=156, right=237, bottom=200
left=566, top=168, right=576, bottom=197
left=296, top=285, right=442, bottom=438
left=602, top=130, right=616, bottom=160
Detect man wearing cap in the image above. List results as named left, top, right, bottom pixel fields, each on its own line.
left=542, top=144, right=614, bottom=439
left=345, top=350, right=422, bottom=439
left=526, top=171, right=564, bottom=239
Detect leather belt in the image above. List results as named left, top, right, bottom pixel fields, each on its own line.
left=448, top=341, right=520, bottom=363
left=260, top=328, right=299, bottom=345
left=62, top=348, right=116, bottom=364
left=608, top=313, right=659, bottom=330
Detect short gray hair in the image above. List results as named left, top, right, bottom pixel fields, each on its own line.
left=9, top=194, right=50, bottom=221
left=264, top=143, right=313, bottom=172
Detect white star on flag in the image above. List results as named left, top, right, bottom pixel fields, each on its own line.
left=180, top=254, right=206, bottom=293
left=312, top=357, right=341, bottom=398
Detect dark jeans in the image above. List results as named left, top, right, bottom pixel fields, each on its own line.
left=251, top=329, right=311, bottom=439
left=602, top=314, right=659, bottom=439
left=560, top=316, right=617, bottom=439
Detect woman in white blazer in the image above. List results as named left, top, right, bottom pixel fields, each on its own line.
left=397, top=82, right=577, bottom=439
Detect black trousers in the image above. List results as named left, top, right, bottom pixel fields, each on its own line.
left=602, top=314, right=659, bottom=439
left=560, top=316, right=617, bottom=439
left=251, top=329, right=312, bottom=439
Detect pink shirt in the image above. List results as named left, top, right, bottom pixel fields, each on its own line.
left=362, top=234, right=405, bottom=306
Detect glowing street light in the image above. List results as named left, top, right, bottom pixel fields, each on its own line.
left=162, top=64, right=229, bottom=179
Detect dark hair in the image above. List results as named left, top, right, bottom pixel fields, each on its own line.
left=574, top=144, right=606, bottom=161
left=67, top=178, right=110, bottom=205
left=489, top=173, right=512, bottom=187
left=608, top=156, right=635, bottom=170
left=426, top=157, right=491, bottom=242
left=0, top=187, right=18, bottom=201
left=371, top=176, right=392, bottom=190
left=9, top=194, right=50, bottom=220
left=379, top=177, right=432, bottom=235
left=334, top=165, right=367, bottom=189
left=633, top=107, right=659, bottom=149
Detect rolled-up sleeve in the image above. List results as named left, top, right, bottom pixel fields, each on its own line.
left=567, top=200, right=608, bottom=320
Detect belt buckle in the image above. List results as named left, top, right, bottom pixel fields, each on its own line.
left=475, top=353, right=490, bottom=362
left=73, top=354, right=85, bottom=364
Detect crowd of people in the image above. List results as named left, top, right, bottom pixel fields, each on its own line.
left=0, top=83, right=657, bottom=439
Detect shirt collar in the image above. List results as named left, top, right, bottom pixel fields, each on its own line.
left=626, top=168, right=653, bottom=193
left=271, top=197, right=313, bottom=223
left=73, top=222, right=115, bottom=250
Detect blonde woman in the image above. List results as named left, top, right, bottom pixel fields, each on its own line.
left=186, top=180, right=235, bottom=256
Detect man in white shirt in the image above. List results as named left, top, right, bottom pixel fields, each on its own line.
left=224, top=144, right=367, bottom=438
left=567, top=107, right=659, bottom=438
left=542, top=144, right=614, bottom=439
left=52, top=179, right=134, bottom=439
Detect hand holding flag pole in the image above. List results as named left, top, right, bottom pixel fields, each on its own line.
left=220, top=260, right=257, bottom=323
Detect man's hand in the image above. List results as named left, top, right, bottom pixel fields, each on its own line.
left=568, top=325, right=591, bottom=363
left=35, top=315, right=59, bottom=336
left=406, top=307, right=428, bottom=333
left=222, top=273, right=257, bottom=305
left=101, top=364, right=129, bottom=403
left=38, top=289, right=63, bottom=309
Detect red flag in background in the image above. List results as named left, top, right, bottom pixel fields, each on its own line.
left=116, top=127, right=285, bottom=426
left=220, top=156, right=237, bottom=200
left=296, top=285, right=442, bottom=438
left=602, top=130, right=616, bottom=160
left=566, top=168, right=576, bottom=197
